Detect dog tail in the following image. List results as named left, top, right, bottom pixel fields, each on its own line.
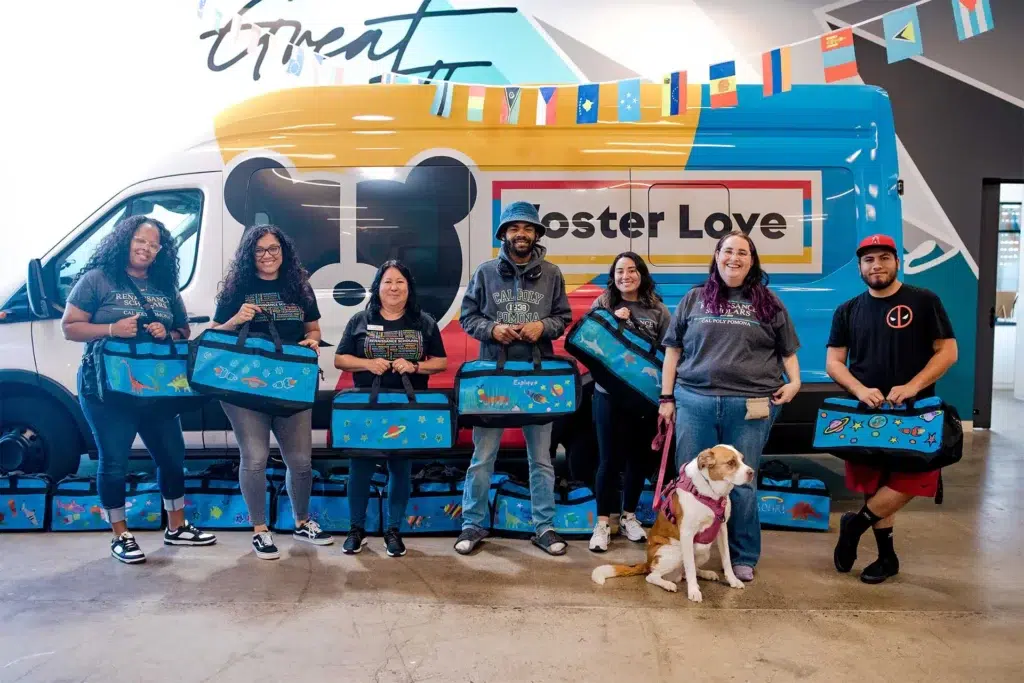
left=591, top=563, right=649, bottom=585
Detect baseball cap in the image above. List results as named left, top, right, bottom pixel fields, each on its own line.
left=496, top=201, right=546, bottom=240
left=856, top=234, right=897, bottom=257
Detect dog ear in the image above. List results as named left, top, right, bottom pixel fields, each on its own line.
left=697, top=449, right=716, bottom=470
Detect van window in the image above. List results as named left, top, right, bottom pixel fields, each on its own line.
left=55, top=190, right=204, bottom=303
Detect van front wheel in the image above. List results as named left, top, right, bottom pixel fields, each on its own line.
left=0, top=394, right=82, bottom=481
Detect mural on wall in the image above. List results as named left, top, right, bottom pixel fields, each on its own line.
left=197, top=0, right=1024, bottom=420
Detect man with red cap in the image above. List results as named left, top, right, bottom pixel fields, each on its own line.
left=825, top=234, right=958, bottom=584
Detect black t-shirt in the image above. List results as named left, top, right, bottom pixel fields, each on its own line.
left=337, top=309, right=446, bottom=390
left=826, top=284, right=954, bottom=397
left=213, top=277, right=320, bottom=344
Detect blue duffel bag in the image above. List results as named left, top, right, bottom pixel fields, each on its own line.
left=812, top=396, right=963, bottom=473
left=187, top=320, right=321, bottom=417
left=0, top=472, right=50, bottom=532
left=565, top=307, right=664, bottom=411
left=454, top=345, right=581, bottom=427
left=272, top=469, right=382, bottom=534
left=757, top=460, right=830, bottom=532
left=491, top=477, right=596, bottom=538
left=399, top=463, right=465, bottom=535
left=51, top=474, right=163, bottom=531
left=183, top=461, right=271, bottom=530
left=331, top=374, right=456, bottom=451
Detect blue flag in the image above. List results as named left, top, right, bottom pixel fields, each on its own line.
left=577, top=83, right=599, bottom=124
left=617, top=78, right=641, bottom=122
left=883, top=5, right=925, bottom=63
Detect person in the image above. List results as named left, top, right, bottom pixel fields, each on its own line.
left=62, top=214, right=217, bottom=563
left=335, top=260, right=448, bottom=557
left=212, top=224, right=332, bottom=560
left=658, top=230, right=801, bottom=583
left=826, top=234, right=957, bottom=584
left=587, top=251, right=671, bottom=553
left=454, top=201, right=573, bottom=556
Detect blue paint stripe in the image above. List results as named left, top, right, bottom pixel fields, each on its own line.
left=709, top=61, right=735, bottom=80
left=492, top=198, right=502, bottom=248
left=822, top=45, right=855, bottom=68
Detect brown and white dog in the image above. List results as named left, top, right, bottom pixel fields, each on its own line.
left=591, top=445, right=753, bottom=603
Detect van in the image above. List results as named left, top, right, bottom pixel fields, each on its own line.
left=0, top=82, right=901, bottom=480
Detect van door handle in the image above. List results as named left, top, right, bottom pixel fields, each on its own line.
left=188, top=315, right=211, bottom=324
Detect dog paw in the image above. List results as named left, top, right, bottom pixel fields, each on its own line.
left=687, top=586, right=703, bottom=603
left=727, top=577, right=745, bottom=590
left=697, top=570, right=719, bottom=582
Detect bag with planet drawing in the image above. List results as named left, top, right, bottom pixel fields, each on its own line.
left=187, top=319, right=322, bottom=418
left=812, top=396, right=963, bottom=473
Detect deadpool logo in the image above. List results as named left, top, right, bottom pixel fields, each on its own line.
left=886, top=305, right=913, bottom=329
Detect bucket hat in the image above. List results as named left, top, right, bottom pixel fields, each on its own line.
left=496, top=201, right=545, bottom=240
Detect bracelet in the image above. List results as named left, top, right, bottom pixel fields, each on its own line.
left=659, top=397, right=675, bottom=404
left=108, top=323, right=114, bottom=337
left=658, top=394, right=674, bottom=400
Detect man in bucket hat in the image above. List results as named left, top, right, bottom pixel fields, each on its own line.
left=455, top=201, right=573, bottom=556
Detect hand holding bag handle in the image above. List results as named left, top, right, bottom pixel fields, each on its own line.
left=496, top=343, right=543, bottom=371
left=236, top=318, right=285, bottom=354
left=122, top=277, right=181, bottom=355
left=368, top=372, right=418, bottom=405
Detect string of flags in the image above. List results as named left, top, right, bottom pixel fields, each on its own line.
left=196, top=0, right=996, bottom=121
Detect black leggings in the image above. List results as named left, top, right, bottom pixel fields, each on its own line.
left=592, top=389, right=654, bottom=516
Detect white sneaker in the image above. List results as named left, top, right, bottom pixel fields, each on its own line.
left=620, top=512, right=648, bottom=543
left=589, top=521, right=611, bottom=553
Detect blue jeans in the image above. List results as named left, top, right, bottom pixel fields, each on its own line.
left=673, top=385, right=781, bottom=569
left=77, top=372, right=186, bottom=525
left=348, top=456, right=412, bottom=531
left=462, top=424, right=556, bottom=534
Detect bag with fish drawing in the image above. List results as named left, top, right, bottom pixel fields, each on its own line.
left=395, top=462, right=466, bottom=535
left=272, top=468, right=382, bottom=534
left=756, top=459, right=830, bottom=532
left=491, top=476, right=597, bottom=539
left=183, top=461, right=271, bottom=530
left=0, top=472, right=51, bottom=532
left=87, top=279, right=207, bottom=414
left=187, top=319, right=322, bottom=418
left=565, top=307, right=664, bottom=413
left=51, top=473, right=163, bottom=531
left=454, top=344, right=581, bottom=428
left=812, top=396, right=963, bottom=473
left=330, top=373, right=456, bottom=451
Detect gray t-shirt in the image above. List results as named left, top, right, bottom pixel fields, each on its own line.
left=591, top=294, right=672, bottom=394
left=67, top=269, right=187, bottom=347
left=663, top=286, right=799, bottom=397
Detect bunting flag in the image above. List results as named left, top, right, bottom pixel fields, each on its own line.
left=617, top=78, right=641, bottom=122
left=661, top=71, right=685, bottom=116
left=197, top=0, right=208, bottom=18
left=536, top=87, right=557, bottom=125
left=431, top=81, right=453, bottom=118
left=286, top=47, right=304, bottom=77
left=576, top=83, right=599, bottom=124
left=821, top=27, right=858, bottom=82
left=762, top=47, right=792, bottom=96
left=501, top=87, right=522, bottom=124
left=467, top=85, right=486, bottom=122
left=709, top=61, right=737, bottom=108
left=951, top=0, right=994, bottom=41
left=883, top=5, right=924, bottom=63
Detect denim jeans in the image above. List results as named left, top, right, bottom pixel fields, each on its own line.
left=673, top=384, right=781, bottom=569
left=77, top=371, right=186, bottom=525
left=348, top=455, right=412, bottom=531
left=461, top=424, right=556, bottom=534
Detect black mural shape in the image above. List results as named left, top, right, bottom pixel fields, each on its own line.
left=223, top=156, right=476, bottom=324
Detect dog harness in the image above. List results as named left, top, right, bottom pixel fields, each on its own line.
left=654, top=465, right=727, bottom=545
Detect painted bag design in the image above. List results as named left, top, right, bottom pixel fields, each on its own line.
left=272, top=470, right=381, bottom=534
left=188, top=320, right=321, bottom=417
left=331, top=374, right=455, bottom=451
left=565, top=307, right=664, bottom=410
left=0, top=472, right=50, bottom=532
left=757, top=460, right=830, bottom=532
left=454, top=345, right=581, bottom=427
left=394, top=463, right=465, bottom=535
left=812, top=396, right=963, bottom=473
left=51, top=474, right=163, bottom=531
left=491, top=478, right=597, bottom=538
left=183, top=461, right=271, bottom=530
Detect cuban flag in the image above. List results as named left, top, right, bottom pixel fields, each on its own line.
left=536, top=87, right=557, bottom=125
left=951, top=0, right=995, bottom=41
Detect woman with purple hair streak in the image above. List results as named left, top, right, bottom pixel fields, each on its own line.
left=658, top=231, right=802, bottom=583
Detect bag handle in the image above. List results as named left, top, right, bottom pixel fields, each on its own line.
left=369, top=372, right=417, bottom=404
left=650, top=415, right=674, bottom=510
left=122, top=277, right=181, bottom=354
left=236, top=318, right=285, bottom=354
left=497, top=343, right=543, bottom=371
left=759, top=459, right=799, bottom=488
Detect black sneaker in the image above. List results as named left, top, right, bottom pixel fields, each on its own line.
left=164, top=519, right=217, bottom=546
left=293, top=520, right=334, bottom=546
left=111, top=532, right=146, bottom=564
left=252, top=531, right=280, bottom=560
left=860, top=555, right=900, bottom=584
left=342, top=526, right=367, bottom=554
left=383, top=528, right=406, bottom=557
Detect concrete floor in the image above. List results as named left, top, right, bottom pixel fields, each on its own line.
left=2, top=393, right=1023, bottom=683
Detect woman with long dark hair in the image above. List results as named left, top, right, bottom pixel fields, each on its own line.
left=62, top=214, right=217, bottom=563
left=335, top=260, right=447, bottom=557
left=659, top=231, right=801, bottom=584
left=212, top=224, right=332, bottom=559
left=588, top=252, right=671, bottom=553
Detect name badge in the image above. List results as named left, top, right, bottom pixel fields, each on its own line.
left=367, top=324, right=384, bottom=332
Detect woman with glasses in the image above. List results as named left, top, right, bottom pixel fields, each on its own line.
left=62, top=214, right=217, bottom=563
left=212, top=225, right=332, bottom=560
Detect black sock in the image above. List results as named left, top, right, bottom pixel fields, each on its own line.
left=874, top=526, right=896, bottom=560
left=844, top=505, right=883, bottom=541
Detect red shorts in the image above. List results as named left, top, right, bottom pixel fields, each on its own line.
left=844, top=462, right=940, bottom=498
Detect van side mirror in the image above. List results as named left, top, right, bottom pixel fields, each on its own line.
left=26, top=259, right=51, bottom=319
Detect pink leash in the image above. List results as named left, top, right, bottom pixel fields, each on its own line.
left=650, top=416, right=675, bottom=511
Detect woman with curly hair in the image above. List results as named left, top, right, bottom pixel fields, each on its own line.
left=659, top=231, right=801, bottom=585
left=212, top=224, right=332, bottom=559
left=61, top=214, right=217, bottom=564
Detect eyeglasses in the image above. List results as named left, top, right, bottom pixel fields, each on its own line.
left=131, top=236, right=162, bottom=253
left=255, top=245, right=282, bottom=258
